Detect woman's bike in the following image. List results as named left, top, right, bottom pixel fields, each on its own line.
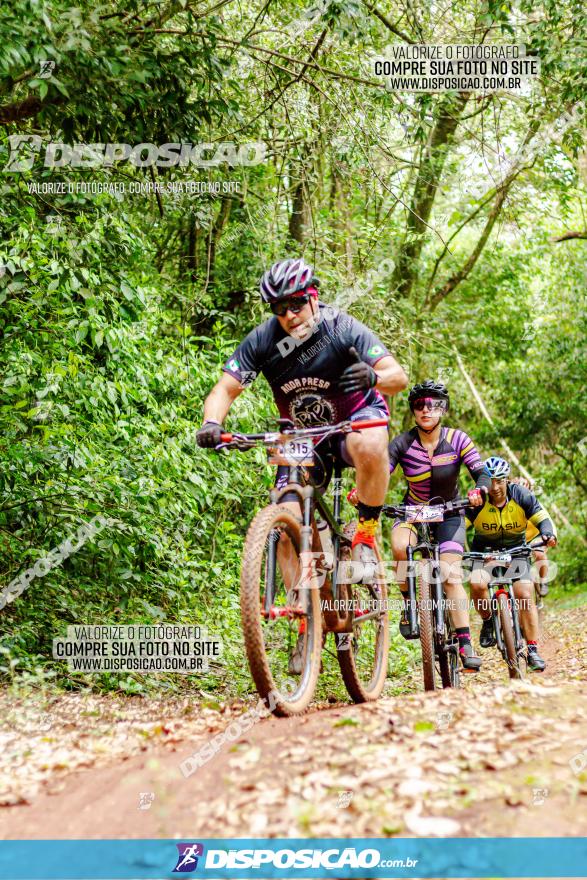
left=462, top=541, right=548, bottom=680
left=381, top=497, right=471, bottom=692
left=216, top=418, right=390, bottom=716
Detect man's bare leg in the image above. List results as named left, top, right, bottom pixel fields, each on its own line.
left=345, top=427, right=389, bottom=570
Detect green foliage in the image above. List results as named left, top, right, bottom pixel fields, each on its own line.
left=1, top=0, right=586, bottom=697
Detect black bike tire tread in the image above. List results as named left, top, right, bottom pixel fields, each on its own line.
left=498, top=591, right=521, bottom=681
left=418, top=578, right=436, bottom=691
left=438, top=621, right=459, bottom=689
left=240, top=505, right=321, bottom=716
left=336, top=531, right=390, bottom=703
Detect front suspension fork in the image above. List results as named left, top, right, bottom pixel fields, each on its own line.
left=405, top=545, right=419, bottom=637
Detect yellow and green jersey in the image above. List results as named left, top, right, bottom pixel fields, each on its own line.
left=466, top=483, right=554, bottom=548
left=526, top=502, right=557, bottom=542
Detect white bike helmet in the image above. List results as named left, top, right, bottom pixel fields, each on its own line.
left=484, top=456, right=510, bottom=479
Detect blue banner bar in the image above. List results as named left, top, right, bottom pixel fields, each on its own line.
left=0, top=838, right=586, bottom=879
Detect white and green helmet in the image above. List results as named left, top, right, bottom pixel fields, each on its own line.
left=484, top=456, right=510, bottom=479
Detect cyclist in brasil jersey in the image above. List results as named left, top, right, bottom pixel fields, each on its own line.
left=466, top=456, right=556, bottom=672
left=388, top=379, right=491, bottom=671
left=196, top=257, right=408, bottom=574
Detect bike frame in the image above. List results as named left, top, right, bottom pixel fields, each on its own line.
left=218, top=417, right=389, bottom=612
left=270, top=461, right=349, bottom=602
left=405, top=528, right=445, bottom=639
left=490, top=564, right=525, bottom=656
left=382, top=498, right=469, bottom=645
left=463, top=542, right=546, bottom=668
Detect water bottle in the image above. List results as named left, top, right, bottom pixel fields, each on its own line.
left=316, top=519, right=334, bottom=569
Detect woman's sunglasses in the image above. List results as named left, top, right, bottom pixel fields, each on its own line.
left=413, top=398, right=447, bottom=412
left=270, top=294, right=311, bottom=317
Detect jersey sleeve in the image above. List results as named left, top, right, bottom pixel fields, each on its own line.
left=388, top=432, right=408, bottom=475
left=346, top=315, right=390, bottom=366
left=464, top=504, right=483, bottom=530
left=513, top=485, right=554, bottom=537
left=222, top=327, right=262, bottom=387
left=453, top=430, right=491, bottom=492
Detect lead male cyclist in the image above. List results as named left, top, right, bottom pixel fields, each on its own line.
left=196, top=258, right=408, bottom=668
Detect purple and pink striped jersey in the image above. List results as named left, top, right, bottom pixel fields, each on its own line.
left=388, top=426, right=490, bottom=503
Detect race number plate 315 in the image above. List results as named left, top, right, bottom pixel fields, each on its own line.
left=405, top=504, right=444, bottom=523
left=268, top=438, right=314, bottom=467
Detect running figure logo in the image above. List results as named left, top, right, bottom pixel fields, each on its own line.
left=173, top=843, right=204, bottom=872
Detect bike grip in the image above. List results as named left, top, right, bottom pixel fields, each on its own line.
left=220, top=432, right=233, bottom=442
left=350, top=418, right=389, bottom=430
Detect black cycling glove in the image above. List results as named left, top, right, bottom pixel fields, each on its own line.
left=196, top=421, right=223, bottom=448
left=338, top=347, right=378, bottom=393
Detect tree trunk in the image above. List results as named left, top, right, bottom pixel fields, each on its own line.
left=205, top=195, right=232, bottom=291
left=391, top=92, right=470, bottom=299
left=289, top=176, right=310, bottom=244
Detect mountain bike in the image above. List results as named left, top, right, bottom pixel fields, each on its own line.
left=381, top=497, right=470, bottom=692
left=216, top=417, right=390, bottom=716
left=462, top=540, right=548, bottom=680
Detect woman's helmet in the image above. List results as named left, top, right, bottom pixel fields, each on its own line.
left=259, top=258, right=318, bottom=303
left=484, top=456, right=510, bottom=479
left=408, top=379, right=450, bottom=411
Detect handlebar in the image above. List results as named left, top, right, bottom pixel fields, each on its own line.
left=463, top=538, right=550, bottom=561
left=382, top=496, right=470, bottom=520
left=217, top=417, right=389, bottom=451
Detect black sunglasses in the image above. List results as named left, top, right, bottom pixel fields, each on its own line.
left=270, top=294, right=311, bottom=317
left=412, top=398, right=447, bottom=412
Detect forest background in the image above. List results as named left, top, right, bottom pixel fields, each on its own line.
left=1, top=0, right=586, bottom=698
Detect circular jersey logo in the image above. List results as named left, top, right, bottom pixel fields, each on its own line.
left=289, top=393, right=335, bottom=428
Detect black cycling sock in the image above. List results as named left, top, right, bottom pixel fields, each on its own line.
left=357, top=502, right=383, bottom=522
left=527, top=641, right=538, bottom=653
left=456, top=626, right=471, bottom=646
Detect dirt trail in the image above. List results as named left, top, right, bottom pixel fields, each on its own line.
left=1, top=605, right=586, bottom=839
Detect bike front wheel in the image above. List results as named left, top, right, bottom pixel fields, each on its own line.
left=418, top=578, right=436, bottom=691
left=240, top=505, right=322, bottom=716
left=336, top=525, right=390, bottom=702
left=497, top=592, right=525, bottom=681
left=438, top=612, right=460, bottom=689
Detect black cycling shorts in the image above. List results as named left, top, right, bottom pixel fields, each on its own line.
left=393, top=514, right=466, bottom=555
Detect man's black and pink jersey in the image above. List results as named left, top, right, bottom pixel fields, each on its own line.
left=222, top=302, right=390, bottom=427
left=388, top=426, right=490, bottom=504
